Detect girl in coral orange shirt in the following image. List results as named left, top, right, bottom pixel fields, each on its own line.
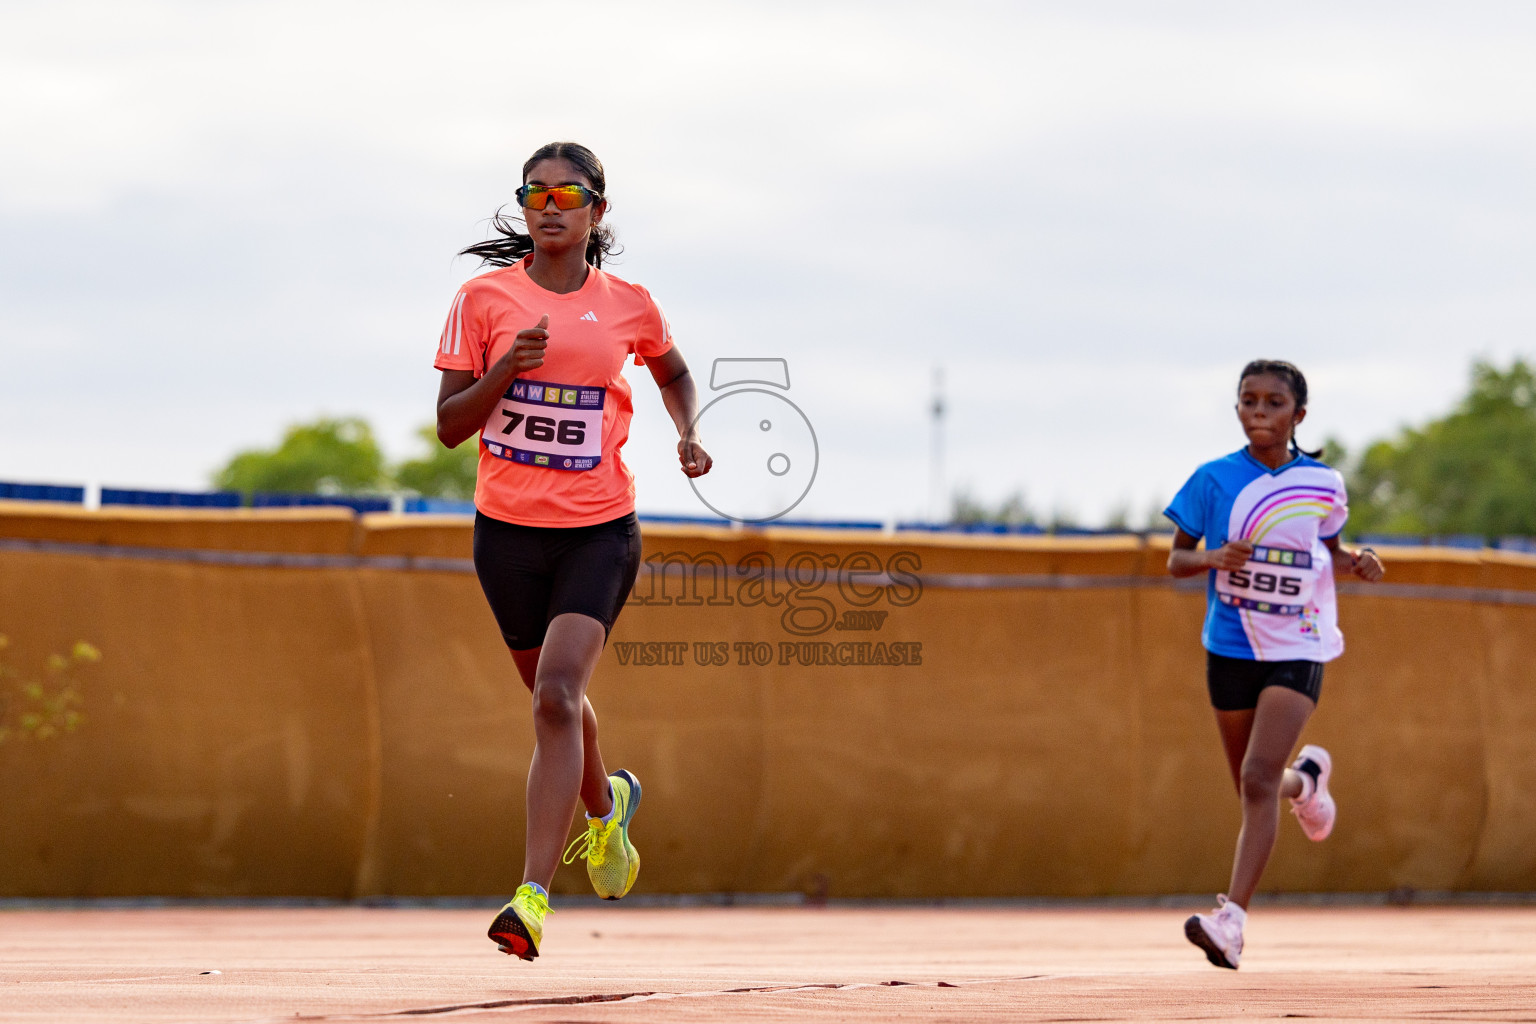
left=433, top=142, right=711, bottom=961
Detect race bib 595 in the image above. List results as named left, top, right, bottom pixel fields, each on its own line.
left=481, top=378, right=604, bottom=471
left=1215, top=544, right=1318, bottom=616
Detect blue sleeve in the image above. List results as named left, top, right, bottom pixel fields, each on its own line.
left=1163, top=467, right=1208, bottom=540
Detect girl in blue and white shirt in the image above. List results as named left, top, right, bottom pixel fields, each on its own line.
left=1164, top=360, right=1384, bottom=970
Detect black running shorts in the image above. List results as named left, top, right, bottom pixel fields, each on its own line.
left=1205, top=652, right=1323, bottom=712
left=472, top=510, right=642, bottom=651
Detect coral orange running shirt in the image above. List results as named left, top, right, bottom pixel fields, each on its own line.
left=433, top=257, right=674, bottom=527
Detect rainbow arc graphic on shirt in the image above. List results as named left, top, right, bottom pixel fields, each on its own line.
left=1228, top=485, right=1336, bottom=656
left=1237, top=486, right=1336, bottom=543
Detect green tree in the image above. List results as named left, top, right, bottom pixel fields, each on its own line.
left=1348, top=360, right=1536, bottom=538
left=951, top=488, right=1038, bottom=527
left=394, top=425, right=478, bottom=499
left=213, top=417, right=386, bottom=495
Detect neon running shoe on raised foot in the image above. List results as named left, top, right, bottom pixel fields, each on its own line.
left=488, top=883, right=550, bottom=960
left=1184, top=894, right=1244, bottom=969
left=1289, top=744, right=1335, bottom=841
left=562, top=769, right=642, bottom=900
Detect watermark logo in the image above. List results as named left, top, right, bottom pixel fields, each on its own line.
left=613, top=548, right=925, bottom=670
left=688, top=358, right=819, bottom=523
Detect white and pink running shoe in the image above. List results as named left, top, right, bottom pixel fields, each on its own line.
left=1184, top=894, right=1245, bottom=969
left=1289, top=744, right=1335, bottom=841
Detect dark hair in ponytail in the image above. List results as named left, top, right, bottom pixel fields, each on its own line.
left=1237, top=359, right=1323, bottom=458
left=458, top=141, right=621, bottom=269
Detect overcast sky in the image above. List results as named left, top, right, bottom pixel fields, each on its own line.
left=3, top=1, right=1534, bottom=523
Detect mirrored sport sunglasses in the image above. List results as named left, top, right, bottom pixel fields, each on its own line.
left=515, top=184, right=603, bottom=211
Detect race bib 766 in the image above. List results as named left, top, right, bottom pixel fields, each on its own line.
left=481, top=378, right=604, bottom=471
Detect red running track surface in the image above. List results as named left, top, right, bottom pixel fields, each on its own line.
left=3, top=905, right=1535, bottom=1023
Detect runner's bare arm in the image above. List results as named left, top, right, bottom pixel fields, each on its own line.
left=436, top=316, right=550, bottom=447
left=645, top=346, right=712, bottom=478
left=1169, top=529, right=1252, bottom=577
left=1322, top=536, right=1384, bottom=581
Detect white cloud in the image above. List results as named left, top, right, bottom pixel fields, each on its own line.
left=2, top=1, right=1535, bottom=522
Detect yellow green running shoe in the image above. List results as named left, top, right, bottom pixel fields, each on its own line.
left=562, top=769, right=642, bottom=899
left=487, top=882, right=550, bottom=960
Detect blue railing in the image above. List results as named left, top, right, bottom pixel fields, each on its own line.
left=248, top=493, right=392, bottom=514
left=2, top=482, right=392, bottom=515
left=4, top=480, right=1536, bottom=544
left=898, top=521, right=1046, bottom=535
left=102, top=488, right=242, bottom=508
left=402, top=497, right=476, bottom=515
left=0, top=481, right=85, bottom=504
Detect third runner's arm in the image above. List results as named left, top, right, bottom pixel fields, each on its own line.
left=645, top=346, right=712, bottom=478
left=436, top=315, right=550, bottom=448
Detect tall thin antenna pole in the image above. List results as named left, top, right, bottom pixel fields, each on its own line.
left=929, top=366, right=945, bottom=523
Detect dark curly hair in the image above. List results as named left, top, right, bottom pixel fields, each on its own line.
left=1238, top=359, right=1322, bottom=458
left=458, top=142, right=621, bottom=269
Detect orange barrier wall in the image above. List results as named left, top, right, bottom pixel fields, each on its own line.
left=3, top=501, right=1534, bottom=898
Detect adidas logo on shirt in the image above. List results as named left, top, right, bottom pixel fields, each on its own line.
left=580, top=311, right=598, bottom=322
